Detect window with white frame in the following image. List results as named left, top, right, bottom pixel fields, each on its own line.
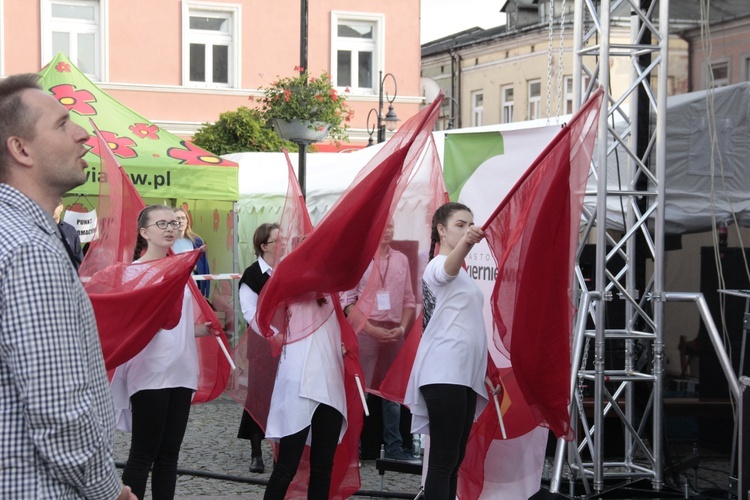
left=501, top=85, right=514, bottom=123
left=331, top=12, right=384, bottom=92
left=708, top=60, right=730, bottom=88
left=743, top=56, right=750, bottom=82
left=528, top=79, right=541, bottom=120
left=182, top=1, right=241, bottom=88
left=41, top=0, right=105, bottom=80
left=472, top=91, right=484, bottom=127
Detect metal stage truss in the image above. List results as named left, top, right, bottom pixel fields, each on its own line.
left=549, top=0, right=672, bottom=495
left=550, top=0, right=743, bottom=495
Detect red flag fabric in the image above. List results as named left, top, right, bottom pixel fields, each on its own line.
left=481, top=87, right=603, bottom=440
left=226, top=155, right=307, bottom=442
left=235, top=98, right=443, bottom=497
left=347, top=137, right=449, bottom=398
left=457, top=357, right=538, bottom=499
left=280, top=305, right=364, bottom=500
left=255, top=96, right=444, bottom=340
left=78, top=123, right=143, bottom=279
left=85, top=249, right=201, bottom=371
left=82, top=122, right=230, bottom=402
left=229, top=153, right=363, bottom=498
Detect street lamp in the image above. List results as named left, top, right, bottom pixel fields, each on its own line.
left=444, top=95, right=460, bottom=129
left=366, top=71, right=400, bottom=146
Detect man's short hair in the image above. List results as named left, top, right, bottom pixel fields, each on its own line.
left=0, top=74, right=43, bottom=173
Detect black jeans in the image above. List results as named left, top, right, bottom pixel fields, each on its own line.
left=421, top=384, right=477, bottom=500
left=263, top=403, right=344, bottom=500
left=121, top=387, right=193, bottom=500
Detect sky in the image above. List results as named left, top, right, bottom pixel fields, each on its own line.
left=420, top=0, right=508, bottom=44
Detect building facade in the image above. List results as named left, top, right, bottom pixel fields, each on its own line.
left=421, top=1, right=693, bottom=131
left=0, top=0, right=423, bottom=147
left=680, top=14, right=750, bottom=91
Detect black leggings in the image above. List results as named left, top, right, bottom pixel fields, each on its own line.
left=263, top=403, right=344, bottom=500
left=421, top=384, right=477, bottom=500
left=121, top=387, right=193, bottom=500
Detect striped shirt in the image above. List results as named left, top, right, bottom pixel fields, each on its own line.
left=0, top=184, right=121, bottom=499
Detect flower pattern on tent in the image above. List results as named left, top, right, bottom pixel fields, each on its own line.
left=55, top=62, right=71, bottom=73
left=129, top=123, right=160, bottom=140
left=50, top=84, right=97, bottom=115
left=167, top=141, right=234, bottom=166
left=86, top=130, right=138, bottom=159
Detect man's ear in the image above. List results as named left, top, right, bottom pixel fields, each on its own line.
left=6, top=136, right=33, bottom=168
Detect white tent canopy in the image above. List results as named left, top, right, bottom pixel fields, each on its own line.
left=585, top=81, right=750, bottom=234
left=226, top=116, right=566, bottom=270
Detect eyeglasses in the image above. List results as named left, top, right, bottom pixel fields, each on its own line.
left=145, top=220, right=181, bottom=230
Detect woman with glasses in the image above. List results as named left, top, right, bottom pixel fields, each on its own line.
left=236, top=222, right=279, bottom=473
left=173, top=206, right=211, bottom=299
left=111, top=204, right=212, bottom=500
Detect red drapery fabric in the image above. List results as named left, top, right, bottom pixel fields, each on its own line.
left=255, top=97, right=444, bottom=341
left=229, top=154, right=364, bottom=498
left=481, top=88, right=603, bottom=441
left=86, top=250, right=200, bottom=371
left=82, top=122, right=230, bottom=402
left=347, top=136, right=449, bottom=397
left=233, top=97, right=443, bottom=497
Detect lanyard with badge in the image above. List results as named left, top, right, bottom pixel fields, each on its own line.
left=376, top=253, right=391, bottom=311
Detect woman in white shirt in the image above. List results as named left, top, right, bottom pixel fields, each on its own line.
left=404, top=202, right=489, bottom=500
left=262, top=295, right=347, bottom=500
left=111, top=205, right=210, bottom=500
left=236, top=222, right=279, bottom=473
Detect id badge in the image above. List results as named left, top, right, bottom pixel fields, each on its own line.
left=376, top=290, right=391, bottom=311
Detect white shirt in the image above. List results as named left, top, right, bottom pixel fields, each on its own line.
left=239, top=256, right=272, bottom=333
left=404, top=255, right=488, bottom=434
left=264, top=301, right=347, bottom=443
left=172, top=237, right=194, bottom=254
left=110, top=285, right=199, bottom=431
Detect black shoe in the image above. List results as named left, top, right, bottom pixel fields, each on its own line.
left=249, top=456, right=265, bottom=473
left=385, top=449, right=422, bottom=464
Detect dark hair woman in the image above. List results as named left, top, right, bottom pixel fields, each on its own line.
left=111, top=204, right=211, bottom=499
left=404, top=202, right=489, bottom=500
left=236, top=222, right=280, bottom=473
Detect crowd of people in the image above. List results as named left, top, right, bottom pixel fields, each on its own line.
left=1, top=72, right=496, bottom=500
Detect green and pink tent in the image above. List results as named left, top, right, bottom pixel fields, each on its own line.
left=39, top=53, right=238, bottom=202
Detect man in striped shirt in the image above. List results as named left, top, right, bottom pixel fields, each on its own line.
left=0, top=74, right=134, bottom=499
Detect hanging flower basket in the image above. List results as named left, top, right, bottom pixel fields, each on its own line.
left=272, top=119, right=331, bottom=144
left=256, top=68, right=352, bottom=145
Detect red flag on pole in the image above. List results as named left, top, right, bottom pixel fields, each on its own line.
left=255, top=96, right=444, bottom=341
left=82, top=121, right=230, bottom=401
left=481, top=88, right=603, bottom=440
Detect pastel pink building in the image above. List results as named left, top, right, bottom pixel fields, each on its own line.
left=680, top=14, right=750, bottom=91
left=0, top=0, right=423, bottom=149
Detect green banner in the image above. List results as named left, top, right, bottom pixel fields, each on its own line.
left=443, top=132, right=505, bottom=201
left=39, top=53, right=239, bottom=201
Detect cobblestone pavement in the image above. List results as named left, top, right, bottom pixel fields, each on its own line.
left=114, top=395, right=423, bottom=499
left=115, top=395, right=734, bottom=499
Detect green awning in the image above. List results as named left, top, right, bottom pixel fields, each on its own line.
left=39, top=53, right=239, bottom=201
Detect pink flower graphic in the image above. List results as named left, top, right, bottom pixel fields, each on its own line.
left=129, top=123, right=160, bottom=140
left=86, top=131, right=137, bottom=159
left=167, top=141, right=234, bottom=166
left=50, top=84, right=96, bottom=115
